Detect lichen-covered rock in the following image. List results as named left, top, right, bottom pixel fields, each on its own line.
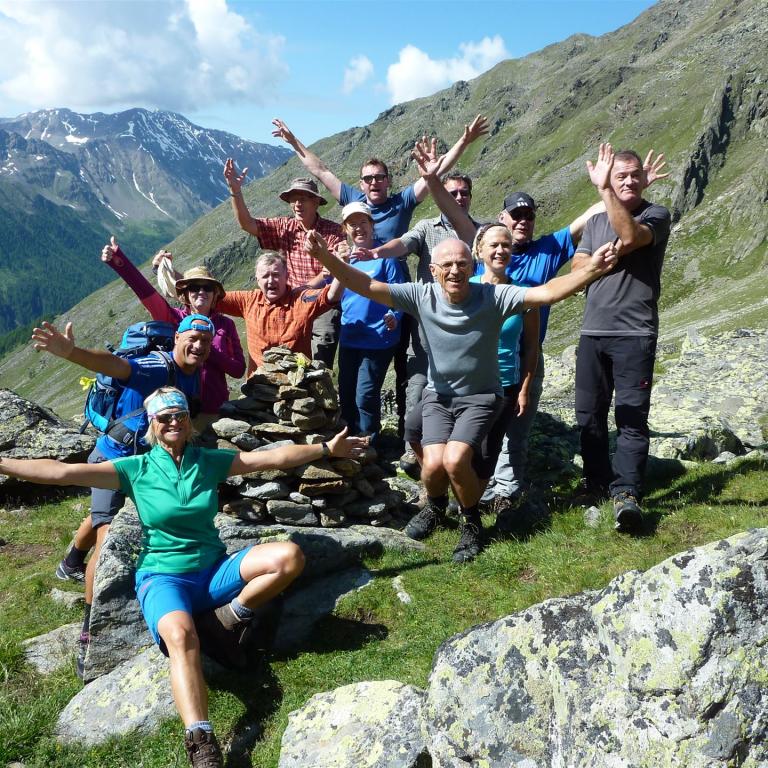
left=240, top=480, right=291, bottom=501
left=0, top=389, right=95, bottom=486
left=279, top=680, right=428, bottom=768
left=23, top=622, right=80, bottom=675
left=425, top=528, right=768, bottom=767
left=56, top=646, right=173, bottom=746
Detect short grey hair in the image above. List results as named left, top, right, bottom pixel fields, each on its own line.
left=255, top=251, right=287, bottom=273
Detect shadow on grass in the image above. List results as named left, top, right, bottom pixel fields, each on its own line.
left=649, top=455, right=768, bottom=508
left=273, top=614, right=388, bottom=661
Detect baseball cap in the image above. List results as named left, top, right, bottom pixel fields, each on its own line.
left=503, top=191, right=537, bottom=213
left=177, top=314, right=215, bottom=335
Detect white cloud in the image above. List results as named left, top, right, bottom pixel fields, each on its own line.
left=386, top=36, right=508, bottom=105
left=0, top=0, right=288, bottom=112
left=342, top=55, right=374, bottom=94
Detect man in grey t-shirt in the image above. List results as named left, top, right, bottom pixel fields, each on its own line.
left=305, top=232, right=617, bottom=563
left=572, top=143, right=671, bottom=532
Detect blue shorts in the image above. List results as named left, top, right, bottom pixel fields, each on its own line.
left=135, top=547, right=252, bottom=653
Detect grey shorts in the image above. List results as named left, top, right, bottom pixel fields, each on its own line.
left=421, top=390, right=503, bottom=454
left=88, top=446, right=126, bottom=529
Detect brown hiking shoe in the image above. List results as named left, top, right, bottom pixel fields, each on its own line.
left=194, top=604, right=252, bottom=669
left=184, top=727, right=223, bottom=768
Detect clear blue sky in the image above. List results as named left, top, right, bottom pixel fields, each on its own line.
left=0, top=0, right=657, bottom=146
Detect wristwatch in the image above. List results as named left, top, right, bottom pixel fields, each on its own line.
left=321, top=442, right=330, bottom=458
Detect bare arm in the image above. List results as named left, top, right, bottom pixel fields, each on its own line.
left=223, top=158, right=264, bottom=238
left=412, top=115, right=489, bottom=201
left=587, top=143, right=653, bottom=255
left=229, top=427, right=368, bottom=475
left=411, top=138, right=477, bottom=244
left=272, top=119, right=343, bottom=202
left=371, top=238, right=408, bottom=260
left=31, top=322, right=132, bottom=379
left=525, top=241, right=617, bottom=308
left=304, top=231, right=395, bottom=307
left=0, top=456, right=121, bottom=489
left=568, top=201, right=605, bottom=245
left=516, top=309, right=540, bottom=417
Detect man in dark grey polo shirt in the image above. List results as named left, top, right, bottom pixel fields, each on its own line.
left=305, top=231, right=617, bottom=563
left=572, top=143, right=671, bottom=532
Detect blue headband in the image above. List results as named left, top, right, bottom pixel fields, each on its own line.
left=146, top=390, right=189, bottom=417
left=178, top=313, right=214, bottom=335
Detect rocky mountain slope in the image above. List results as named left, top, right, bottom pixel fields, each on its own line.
left=0, top=108, right=291, bottom=223
left=1, top=0, right=765, bottom=417
left=0, top=108, right=290, bottom=336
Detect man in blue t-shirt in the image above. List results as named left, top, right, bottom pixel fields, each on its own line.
left=272, top=116, right=490, bottom=437
left=31, top=313, right=213, bottom=679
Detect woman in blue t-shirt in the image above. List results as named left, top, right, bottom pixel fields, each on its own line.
left=0, top=387, right=368, bottom=768
left=334, top=202, right=406, bottom=445
left=470, top=224, right=539, bottom=517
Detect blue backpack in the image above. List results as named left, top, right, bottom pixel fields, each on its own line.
left=81, top=321, right=177, bottom=447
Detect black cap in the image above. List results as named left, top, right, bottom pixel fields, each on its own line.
left=503, top=191, right=537, bottom=213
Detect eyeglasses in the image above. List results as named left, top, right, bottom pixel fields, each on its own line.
left=508, top=209, right=535, bottom=221
left=185, top=283, right=214, bottom=293
left=432, top=261, right=472, bottom=273
left=153, top=411, right=190, bottom=425
left=449, top=189, right=471, bottom=198
left=360, top=173, right=388, bottom=184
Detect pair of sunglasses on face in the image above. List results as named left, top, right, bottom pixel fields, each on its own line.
left=360, top=173, right=388, bottom=184
left=152, top=411, right=190, bottom=425
left=185, top=283, right=214, bottom=293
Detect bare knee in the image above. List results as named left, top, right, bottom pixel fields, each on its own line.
left=279, top=542, right=305, bottom=581
left=443, top=444, right=473, bottom=478
left=159, top=616, right=199, bottom=655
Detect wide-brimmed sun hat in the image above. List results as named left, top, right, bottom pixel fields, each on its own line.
left=175, top=266, right=225, bottom=302
left=279, top=177, right=327, bottom=205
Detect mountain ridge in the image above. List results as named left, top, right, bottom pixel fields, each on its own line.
left=1, top=0, right=765, bottom=417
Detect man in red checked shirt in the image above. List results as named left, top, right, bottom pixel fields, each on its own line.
left=224, top=165, right=346, bottom=367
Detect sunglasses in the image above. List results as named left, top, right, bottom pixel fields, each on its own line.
left=449, top=189, right=471, bottom=198
left=508, top=209, right=535, bottom=221
left=360, top=173, right=388, bottom=184
left=153, top=411, right=190, bottom=425
left=185, top=283, right=214, bottom=293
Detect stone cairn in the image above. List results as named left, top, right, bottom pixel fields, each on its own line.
left=207, top=347, right=414, bottom=529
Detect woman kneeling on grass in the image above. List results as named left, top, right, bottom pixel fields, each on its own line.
left=0, top=386, right=369, bottom=768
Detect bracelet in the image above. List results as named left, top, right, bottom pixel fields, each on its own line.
left=230, top=190, right=242, bottom=198
left=321, top=442, right=330, bottom=458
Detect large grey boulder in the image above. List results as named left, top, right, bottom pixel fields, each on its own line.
left=279, top=681, right=428, bottom=768
left=22, top=622, right=80, bottom=675
left=425, top=528, right=768, bottom=767
left=0, top=389, right=95, bottom=486
left=85, top=502, right=424, bottom=680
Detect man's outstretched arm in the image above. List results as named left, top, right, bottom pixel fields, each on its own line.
left=223, top=158, right=264, bottom=237
left=272, top=118, right=343, bottom=202
left=31, top=322, right=132, bottom=380
left=304, top=231, right=394, bottom=307
left=412, top=115, right=489, bottom=202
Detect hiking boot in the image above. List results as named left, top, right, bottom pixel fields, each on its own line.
left=572, top=479, right=610, bottom=508
left=76, top=631, right=89, bottom=680
left=452, top=516, right=483, bottom=564
left=56, top=559, right=86, bottom=583
left=404, top=499, right=445, bottom=540
left=613, top=492, right=643, bottom=533
left=492, top=494, right=523, bottom=536
left=184, top=727, right=223, bottom=768
left=398, top=448, right=421, bottom=481
left=194, top=604, right=253, bottom=669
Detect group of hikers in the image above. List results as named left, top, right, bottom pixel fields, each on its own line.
left=0, top=114, right=670, bottom=767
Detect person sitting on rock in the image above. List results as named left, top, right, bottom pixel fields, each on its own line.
left=32, top=314, right=214, bottom=679
left=335, top=202, right=406, bottom=447
left=0, top=386, right=369, bottom=768
left=203, top=251, right=343, bottom=377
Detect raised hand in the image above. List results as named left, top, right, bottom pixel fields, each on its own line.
left=643, top=149, right=669, bottom=188
left=383, top=311, right=398, bottom=331
left=305, top=229, right=330, bottom=261
left=463, top=114, right=489, bottom=145
left=411, top=136, right=444, bottom=179
left=586, top=142, right=615, bottom=192
left=101, top=235, right=120, bottom=263
left=223, top=158, right=248, bottom=194
left=271, top=118, right=300, bottom=150
left=152, top=249, right=173, bottom=269
left=32, top=321, right=76, bottom=359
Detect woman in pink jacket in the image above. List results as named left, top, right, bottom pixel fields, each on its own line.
left=102, top=237, right=245, bottom=416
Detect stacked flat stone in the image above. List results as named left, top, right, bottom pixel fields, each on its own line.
left=210, top=347, right=406, bottom=529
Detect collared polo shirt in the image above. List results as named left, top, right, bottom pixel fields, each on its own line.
left=254, top=215, right=345, bottom=287
left=218, top=284, right=335, bottom=374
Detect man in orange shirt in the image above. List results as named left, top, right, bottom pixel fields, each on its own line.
left=216, top=251, right=342, bottom=376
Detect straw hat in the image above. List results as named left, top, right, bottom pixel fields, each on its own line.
left=174, top=266, right=225, bottom=303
